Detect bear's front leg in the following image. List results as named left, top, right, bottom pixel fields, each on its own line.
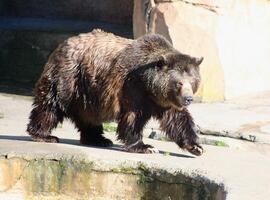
left=159, top=108, right=204, bottom=156
left=117, top=111, right=158, bottom=153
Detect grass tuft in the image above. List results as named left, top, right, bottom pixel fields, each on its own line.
left=214, top=140, right=228, bottom=147
left=103, top=122, right=117, bottom=133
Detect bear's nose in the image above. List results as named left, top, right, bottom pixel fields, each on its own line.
left=183, top=96, right=193, bottom=105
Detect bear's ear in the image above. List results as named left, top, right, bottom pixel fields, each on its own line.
left=192, top=57, right=204, bottom=66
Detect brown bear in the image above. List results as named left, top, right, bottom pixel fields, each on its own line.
left=27, top=29, right=204, bottom=156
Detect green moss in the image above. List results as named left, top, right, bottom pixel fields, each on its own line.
left=214, top=141, right=228, bottom=147
left=137, top=163, right=153, bottom=185
left=0, top=113, right=4, bottom=119
left=120, top=167, right=137, bottom=174
left=137, top=163, right=148, bottom=173
left=163, top=151, right=171, bottom=156
left=103, top=122, right=117, bottom=133
left=111, top=165, right=139, bottom=175
left=111, top=163, right=153, bottom=185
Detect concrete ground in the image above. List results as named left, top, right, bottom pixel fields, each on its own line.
left=145, top=91, right=270, bottom=145
left=0, top=92, right=270, bottom=199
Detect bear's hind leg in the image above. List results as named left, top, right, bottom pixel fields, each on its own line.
left=76, top=122, right=113, bottom=147
left=27, top=105, right=63, bottom=143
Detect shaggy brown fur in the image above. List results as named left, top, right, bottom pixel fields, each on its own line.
left=27, top=29, right=204, bottom=156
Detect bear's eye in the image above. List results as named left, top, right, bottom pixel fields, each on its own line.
left=176, top=66, right=184, bottom=72
left=156, top=61, right=169, bottom=71
left=176, top=82, right=182, bottom=88
left=179, top=65, right=189, bottom=73
left=156, top=59, right=166, bottom=68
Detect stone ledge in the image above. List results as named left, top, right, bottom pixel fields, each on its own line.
left=0, top=140, right=225, bottom=200
left=0, top=137, right=270, bottom=199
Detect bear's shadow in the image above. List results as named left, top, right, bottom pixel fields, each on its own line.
left=0, top=135, right=194, bottom=158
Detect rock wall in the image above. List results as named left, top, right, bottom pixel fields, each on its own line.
left=215, top=0, right=270, bottom=99
left=0, top=0, right=133, bottom=25
left=134, top=0, right=270, bottom=101
left=0, top=0, right=133, bottom=90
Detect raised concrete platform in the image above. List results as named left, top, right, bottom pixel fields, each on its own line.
left=0, top=139, right=226, bottom=200
left=0, top=93, right=270, bottom=199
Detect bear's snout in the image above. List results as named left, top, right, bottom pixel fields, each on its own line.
left=183, top=96, right=193, bottom=106
left=181, top=82, right=194, bottom=105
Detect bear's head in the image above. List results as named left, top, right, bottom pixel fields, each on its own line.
left=139, top=53, right=203, bottom=109
left=119, top=34, right=203, bottom=109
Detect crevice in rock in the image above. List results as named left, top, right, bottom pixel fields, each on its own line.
left=144, top=0, right=156, bottom=32
left=199, top=127, right=257, bottom=142
left=155, top=0, right=219, bottom=13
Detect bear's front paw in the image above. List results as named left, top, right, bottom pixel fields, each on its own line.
left=125, top=141, right=159, bottom=154
left=186, top=144, right=204, bottom=156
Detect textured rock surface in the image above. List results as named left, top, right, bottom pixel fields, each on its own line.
left=133, top=0, right=270, bottom=101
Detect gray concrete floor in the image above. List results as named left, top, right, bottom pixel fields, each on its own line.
left=0, top=92, right=270, bottom=199
left=145, top=91, right=270, bottom=144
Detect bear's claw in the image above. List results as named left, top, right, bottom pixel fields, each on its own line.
left=187, top=144, right=204, bottom=156
left=125, top=142, right=159, bottom=154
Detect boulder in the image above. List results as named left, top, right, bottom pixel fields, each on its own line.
left=133, top=0, right=270, bottom=101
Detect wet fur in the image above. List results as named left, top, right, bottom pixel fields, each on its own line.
left=27, top=29, right=203, bottom=155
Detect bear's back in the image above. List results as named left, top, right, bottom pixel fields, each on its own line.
left=38, top=30, right=133, bottom=123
